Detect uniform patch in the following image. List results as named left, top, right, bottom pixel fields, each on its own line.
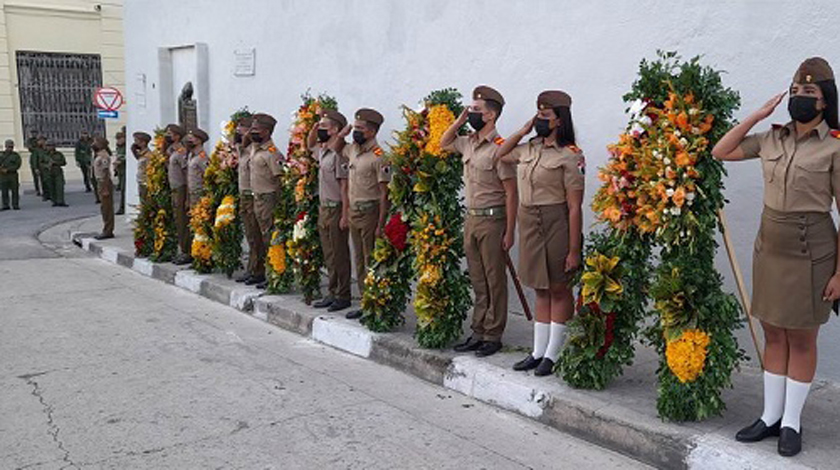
left=577, top=156, right=586, bottom=175
left=567, top=145, right=582, bottom=154
left=373, top=147, right=384, bottom=157
left=493, top=136, right=505, bottom=146
left=831, top=129, right=840, bottom=139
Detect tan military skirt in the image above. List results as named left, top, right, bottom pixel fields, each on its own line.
left=752, top=206, right=837, bottom=329
left=518, top=203, right=571, bottom=289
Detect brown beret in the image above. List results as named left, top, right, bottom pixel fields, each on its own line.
left=538, top=90, right=572, bottom=109
left=322, top=109, right=348, bottom=128
left=473, top=85, right=505, bottom=107
left=94, top=136, right=109, bottom=148
left=165, top=124, right=185, bottom=136
left=794, top=57, right=834, bottom=84
left=133, top=131, right=152, bottom=143
left=236, top=116, right=253, bottom=127
left=252, top=113, right=277, bottom=128
left=189, top=128, right=209, bottom=142
left=355, top=108, right=383, bottom=126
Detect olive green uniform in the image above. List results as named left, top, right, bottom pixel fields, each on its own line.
left=116, top=143, right=127, bottom=213
left=0, top=150, right=21, bottom=209
left=26, top=137, right=40, bottom=195
left=36, top=147, right=52, bottom=201
left=47, top=150, right=67, bottom=205
left=75, top=138, right=94, bottom=193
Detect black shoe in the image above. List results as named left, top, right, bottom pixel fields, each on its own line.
left=173, top=256, right=192, bottom=266
left=116, top=210, right=124, bottom=215
left=245, top=275, right=265, bottom=286
left=534, top=358, right=556, bottom=376
left=735, top=419, right=781, bottom=443
left=475, top=341, right=503, bottom=357
left=255, top=281, right=267, bottom=290
left=56, top=203, right=69, bottom=207
left=328, top=299, right=351, bottom=312
left=0, top=207, right=9, bottom=211
left=778, top=427, right=802, bottom=457
left=13, top=207, right=20, bottom=210
left=345, top=309, right=363, bottom=320
left=85, top=188, right=92, bottom=193
left=235, top=273, right=251, bottom=283
left=313, top=297, right=335, bottom=309
left=95, top=199, right=100, bottom=204
left=94, top=233, right=114, bottom=240
left=513, top=355, right=542, bottom=371
left=454, top=336, right=483, bottom=353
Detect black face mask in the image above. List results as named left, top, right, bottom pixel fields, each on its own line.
left=234, top=133, right=243, bottom=144
left=353, top=130, right=367, bottom=145
left=468, top=112, right=486, bottom=132
left=317, top=128, right=331, bottom=143
left=788, top=96, right=822, bottom=123
left=534, top=118, right=553, bottom=137
left=164, top=136, right=173, bottom=146
left=250, top=133, right=264, bottom=144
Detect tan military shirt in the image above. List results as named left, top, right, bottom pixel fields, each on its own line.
left=509, top=140, right=586, bottom=206
left=187, top=148, right=208, bottom=193
left=93, top=149, right=112, bottom=182
left=740, top=120, right=840, bottom=212
left=317, top=145, right=349, bottom=203
left=344, top=139, right=390, bottom=206
left=445, top=130, right=516, bottom=209
left=237, top=143, right=253, bottom=192
left=136, top=148, right=150, bottom=184
left=250, top=139, right=284, bottom=194
left=167, top=143, right=188, bottom=189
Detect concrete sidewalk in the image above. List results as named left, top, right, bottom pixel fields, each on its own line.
left=48, top=215, right=840, bottom=469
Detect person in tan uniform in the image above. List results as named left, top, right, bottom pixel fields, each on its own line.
left=234, top=116, right=264, bottom=284
left=166, top=124, right=191, bottom=265
left=714, top=58, right=840, bottom=457
left=186, top=128, right=209, bottom=208
left=307, top=109, right=352, bottom=312
left=132, top=131, right=152, bottom=203
left=441, top=85, right=517, bottom=357
left=337, top=108, right=390, bottom=320
left=249, top=113, right=284, bottom=289
left=496, top=90, right=585, bottom=375
left=93, top=137, right=115, bottom=240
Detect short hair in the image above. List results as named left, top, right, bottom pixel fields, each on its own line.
left=484, top=99, right=503, bottom=119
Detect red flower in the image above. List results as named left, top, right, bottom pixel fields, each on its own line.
left=384, top=213, right=409, bottom=252
left=297, top=211, right=307, bottom=221
left=596, top=311, right=617, bottom=358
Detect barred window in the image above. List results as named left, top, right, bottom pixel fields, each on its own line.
left=16, top=51, right=106, bottom=147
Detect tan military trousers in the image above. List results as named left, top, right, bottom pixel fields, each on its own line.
left=171, top=185, right=190, bottom=257
left=464, top=214, right=509, bottom=342
left=319, top=204, right=351, bottom=301
left=349, top=204, right=380, bottom=296
left=98, top=178, right=115, bottom=236
left=254, top=192, right=278, bottom=277
left=240, top=194, right=265, bottom=277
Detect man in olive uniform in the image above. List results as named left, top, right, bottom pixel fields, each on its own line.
left=338, top=108, right=390, bottom=319
left=441, top=85, right=518, bottom=357
left=115, top=131, right=127, bottom=215
left=166, top=124, right=191, bottom=265
left=75, top=131, right=94, bottom=194
left=45, top=140, right=68, bottom=207
left=186, top=128, right=209, bottom=208
left=26, top=129, right=40, bottom=196
left=0, top=139, right=21, bottom=210
left=234, top=117, right=263, bottom=284
left=36, top=137, right=52, bottom=202
left=93, top=137, right=114, bottom=239
left=307, top=109, right=351, bottom=312
left=132, top=131, right=152, bottom=203
left=249, top=113, right=284, bottom=289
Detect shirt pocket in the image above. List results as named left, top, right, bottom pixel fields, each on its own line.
left=793, top=156, right=832, bottom=197
left=760, top=151, right=784, bottom=183
left=472, top=153, right=498, bottom=184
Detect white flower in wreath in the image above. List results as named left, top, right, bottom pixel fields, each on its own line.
left=671, top=207, right=682, bottom=216
left=628, top=99, right=647, bottom=119
left=666, top=188, right=675, bottom=198
left=679, top=137, right=689, bottom=147
left=293, top=217, right=308, bottom=242
left=663, top=157, right=672, bottom=165
left=220, top=120, right=231, bottom=144
left=686, top=192, right=696, bottom=201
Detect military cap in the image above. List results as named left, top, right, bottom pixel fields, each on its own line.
left=133, top=131, right=152, bottom=143
left=252, top=113, right=277, bottom=129
left=5, top=139, right=13, bottom=146
left=794, top=57, right=834, bottom=84
left=323, top=109, right=348, bottom=128
left=166, top=124, right=185, bottom=136
left=236, top=116, right=253, bottom=127
left=189, top=128, right=209, bottom=142
left=473, top=85, right=505, bottom=107
left=355, top=108, right=384, bottom=127
left=537, top=90, right=572, bottom=109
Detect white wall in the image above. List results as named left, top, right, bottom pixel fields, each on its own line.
left=124, top=0, right=840, bottom=370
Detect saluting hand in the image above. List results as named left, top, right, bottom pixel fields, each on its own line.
left=519, top=116, right=536, bottom=136
left=456, top=107, right=471, bottom=125
left=750, top=91, right=787, bottom=122
left=338, top=124, right=352, bottom=139
left=824, top=274, right=840, bottom=302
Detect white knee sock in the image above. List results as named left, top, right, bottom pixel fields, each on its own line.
left=759, top=371, right=786, bottom=426
left=543, top=322, right=567, bottom=361
left=532, top=322, right=550, bottom=359
left=781, top=378, right=811, bottom=432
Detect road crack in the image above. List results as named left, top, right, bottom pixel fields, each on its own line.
left=19, top=372, right=79, bottom=470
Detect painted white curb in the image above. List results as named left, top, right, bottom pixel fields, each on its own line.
left=444, top=356, right=550, bottom=419
left=100, top=246, right=120, bottom=264
left=132, top=258, right=154, bottom=277
left=311, top=316, right=373, bottom=358
left=230, top=289, right=262, bottom=311
left=686, top=434, right=809, bottom=470
left=174, top=270, right=207, bottom=293
left=81, top=237, right=92, bottom=251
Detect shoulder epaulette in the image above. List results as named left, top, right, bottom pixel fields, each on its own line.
left=267, top=144, right=278, bottom=153
left=373, top=147, right=384, bottom=157
left=567, top=145, right=582, bottom=154
left=493, top=136, right=505, bottom=146
left=831, top=129, right=840, bottom=139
